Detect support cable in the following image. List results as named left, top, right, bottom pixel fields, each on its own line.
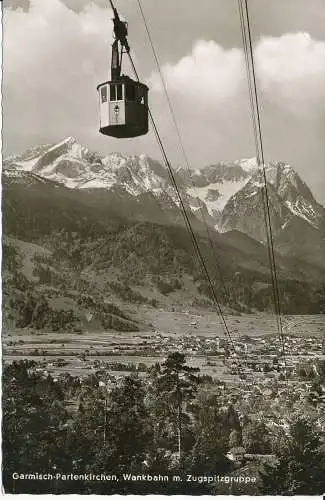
left=135, top=0, right=236, bottom=317
left=237, top=0, right=288, bottom=382
left=127, top=51, right=242, bottom=374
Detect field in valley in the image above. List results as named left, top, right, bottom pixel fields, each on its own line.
left=2, top=311, right=324, bottom=381
left=139, top=308, right=325, bottom=337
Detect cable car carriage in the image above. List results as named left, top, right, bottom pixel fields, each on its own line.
left=97, top=77, right=148, bottom=138
left=97, top=1, right=149, bottom=139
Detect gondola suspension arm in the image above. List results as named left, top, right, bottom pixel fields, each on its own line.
left=109, top=0, right=130, bottom=80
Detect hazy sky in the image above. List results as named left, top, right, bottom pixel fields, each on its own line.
left=3, top=0, right=325, bottom=203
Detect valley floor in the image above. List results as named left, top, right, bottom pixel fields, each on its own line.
left=3, top=312, right=324, bottom=382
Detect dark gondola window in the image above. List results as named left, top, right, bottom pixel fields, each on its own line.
left=125, top=84, right=136, bottom=100
left=110, top=84, right=116, bottom=101
left=100, top=85, right=108, bottom=103
left=137, top=86, right=145, bottom=104
left=116, top=84, right=123, bottom=100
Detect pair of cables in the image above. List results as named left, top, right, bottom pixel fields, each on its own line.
left=108, top=0, right=288, bottom=381
left=237, top=0, right=287, bottom=382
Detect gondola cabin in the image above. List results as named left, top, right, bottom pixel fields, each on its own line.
left=97, top=77, right=148, bottom=138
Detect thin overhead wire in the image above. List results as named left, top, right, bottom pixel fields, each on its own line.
left=135, top=0, right=236, bottom=319
left=127, top=51, right=243, bottom=375
left=107, top=0, right=246, bottom=379
left=237, top=0, right=288, bottom=382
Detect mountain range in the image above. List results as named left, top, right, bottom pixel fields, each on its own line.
left=2, top=137, right=325, bottom=331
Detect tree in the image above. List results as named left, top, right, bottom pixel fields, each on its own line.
left=105, top=376, right=151, bottom=465
left=2, top=362, right=70, bottom=493
left=147, top=352, right=200, bottom=461
left=308, top=380, right=323, bottom=407
left=260, top=416, right=325, bottom=495
left=87, top=376, right=152, bottom=494
left=242, top=420, right=271, bottom=454
left=229, top=429, right=241, bottom=449
left=189, top=393, right=231, bottom=474
left=218, top=404, right=242, bottom=448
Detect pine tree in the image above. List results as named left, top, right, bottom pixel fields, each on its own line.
left=147, top=352, right=200, bottom=461
left=2, top=362, right=70, bottom=493
left=189, top=393, right=231, bottom=474
left=260, top=415, right=325, bottom=495
left=242, top=420, right=271, bottom=454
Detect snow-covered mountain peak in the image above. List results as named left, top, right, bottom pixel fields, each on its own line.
left=233, top=157, right=258, bottom=172
left=3, top=139, right=176, bottom=197
left=219, top=160, right=325, bottom=235
left=4, top=139, right=324, bottom=234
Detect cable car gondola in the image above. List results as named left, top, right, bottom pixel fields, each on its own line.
left=97, top=0, right=149, bottom=139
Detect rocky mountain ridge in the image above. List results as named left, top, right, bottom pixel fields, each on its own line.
left=4, top=137, right=324, bottom=227
left=4, top=137, right=325, bottom=268
left=3, top=138, right=325, bottom=331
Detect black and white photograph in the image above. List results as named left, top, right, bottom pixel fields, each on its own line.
left=1, top=0, right=325, bottom=495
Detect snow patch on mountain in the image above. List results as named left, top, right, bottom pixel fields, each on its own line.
left=12, top=157, right=41, bottom=172
left=232, top=157, right=258, bottom=173
left=286, top=200, right=320, bottom=228
left=187, top=178, right=249, bottom=213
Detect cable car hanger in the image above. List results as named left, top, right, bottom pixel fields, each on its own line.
left=96, top=0, right=149, bottom=138
left=108, top=0, right=130, bottom=80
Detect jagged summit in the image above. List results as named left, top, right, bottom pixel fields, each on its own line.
left=4, top=138, right=325, bottom=235
left=3, top=138, right=177, bottom=199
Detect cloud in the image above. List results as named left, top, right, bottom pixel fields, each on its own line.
left=255, top=32, right=325, bottom=116
left=3, top=0, right=325, bottom=202
left=151, top=40, right=245, bottom=107
left=148, top=40, right=252, bottom=161
left=3, top=0, right=113, bottom=150
left=151, top=34, right=325, bottom=119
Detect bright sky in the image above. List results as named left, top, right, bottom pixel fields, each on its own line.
left=3, top=0, right=325, bottom=203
